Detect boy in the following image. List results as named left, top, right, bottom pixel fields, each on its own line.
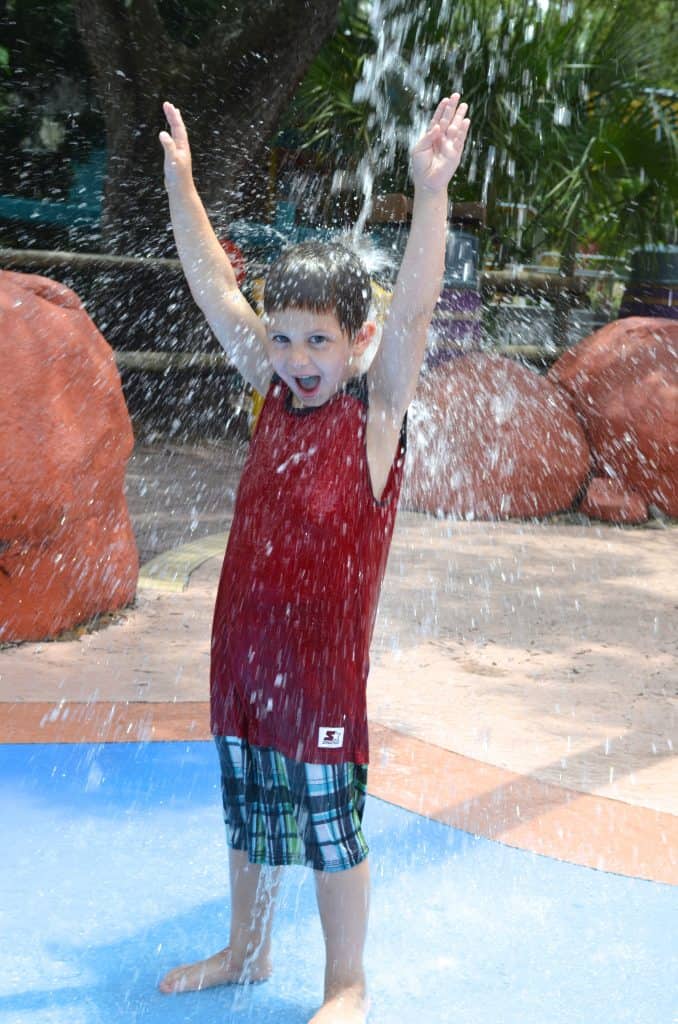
left=157, top=93, right=469, bottom=1023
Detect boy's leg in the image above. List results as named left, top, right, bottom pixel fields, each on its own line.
left=309, top=857, right=370, bottom=1023
left=229, top=846, right=281, bottom=973
left=158, top=847, right=282, bottom=993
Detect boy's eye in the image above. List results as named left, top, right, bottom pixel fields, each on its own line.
left=309, top=334, right=328, bottom=346
left=271, top=334, right=290, bottom=345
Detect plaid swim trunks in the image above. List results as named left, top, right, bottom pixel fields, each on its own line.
left=215, top=736, right=369, bottom=872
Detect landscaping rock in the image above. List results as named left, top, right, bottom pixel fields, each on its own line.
left=0, top=270, right=138, bottom=642
left=550, top=317, right=678, bottom=517
left=404, top=353, right=590, bottom=519
left=580, top=477, right=648, bottom=524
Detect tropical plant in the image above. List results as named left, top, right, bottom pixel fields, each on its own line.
left=284, top=0, right=678, bottom=264
left=281, top=0, right=373, bottom=169
left=447, top=0, right=678, bottom=263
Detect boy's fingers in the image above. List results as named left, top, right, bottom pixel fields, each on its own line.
left=442, top=95, right=463, bottom=124
left=453, top=102, right=469, bottom=123
left=162, top=100, right=178, bottom=128
left=161, top=133, right=191, bottom=163
left=158, top=131, right=178, bottom=158
left=162, top=100, right=189, bottom=145
left=414, top=123, right=440, bottom=153
left=429, top=97, right=449, bottom=128
left=442, top=92, right=461, bottom=115
left=445, top=105, right=469, bottom=139
left=431, top=91, right=462, bottom=131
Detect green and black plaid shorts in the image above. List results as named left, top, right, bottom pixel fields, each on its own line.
left=215, top=736, right=369, bottom=872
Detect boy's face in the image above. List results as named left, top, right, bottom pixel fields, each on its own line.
left=264, top=307, right=373, bottom=408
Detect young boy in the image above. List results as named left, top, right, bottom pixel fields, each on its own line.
left=157, top=93, right=469, bottom=1023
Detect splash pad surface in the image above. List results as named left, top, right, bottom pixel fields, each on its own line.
left=2, top=739, right=676, bottom=1024
left=2, top=443, right=677, bottom=1022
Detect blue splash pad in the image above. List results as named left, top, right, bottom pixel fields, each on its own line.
left=1, top=742, right=675, bottom=1024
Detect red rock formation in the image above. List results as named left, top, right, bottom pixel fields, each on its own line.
left=551, top=317, right=678, bottom=517
left=404, top=353, right=590, bottom=519
left=0, top=270, right=138, bottom=642
left=580, top=478, right=648, bottom=525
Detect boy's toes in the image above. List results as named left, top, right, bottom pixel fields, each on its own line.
left=158, top=968, right=184, bottom=993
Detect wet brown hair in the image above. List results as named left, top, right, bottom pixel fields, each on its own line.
left=263, top=241, right=371, bottom=338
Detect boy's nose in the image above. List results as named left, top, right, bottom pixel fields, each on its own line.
left=288, top=349, right=311, bottom=370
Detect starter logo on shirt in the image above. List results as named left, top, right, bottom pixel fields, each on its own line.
left=318, top=727, right=345, bottom=749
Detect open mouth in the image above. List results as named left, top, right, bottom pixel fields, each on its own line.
left=295, top=375, right=321, bottom=395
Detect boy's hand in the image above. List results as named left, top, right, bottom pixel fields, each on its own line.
left=411, top=93, right=470, bottom=194
left=159, top=101, right=193, bottom=191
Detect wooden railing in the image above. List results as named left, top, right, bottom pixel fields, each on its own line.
left=0, top=245, right=182, bottom=273
left=1, top=245, right=617, bottom=367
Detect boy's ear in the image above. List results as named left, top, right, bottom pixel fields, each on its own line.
left=352, top=320, right=378, bottom=355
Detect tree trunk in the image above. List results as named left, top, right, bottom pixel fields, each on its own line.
left=74, top=0, right=340, bottom=256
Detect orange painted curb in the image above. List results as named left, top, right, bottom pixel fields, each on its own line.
left=1, top=701, right=675, bottom=886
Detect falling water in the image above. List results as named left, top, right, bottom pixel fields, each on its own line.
left=1, top=4, right=676, bottom=1021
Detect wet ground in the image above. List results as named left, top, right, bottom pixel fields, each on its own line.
left=2, top=437, right=676, bottom=1022
left=2, top=437, right=676, bottom=878
left=3, top=740, right=675, bottom=1024
left=123, top=440, right=247, bottom=566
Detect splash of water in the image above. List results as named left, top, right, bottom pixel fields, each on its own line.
left=351, top=0, right=441, bottom=239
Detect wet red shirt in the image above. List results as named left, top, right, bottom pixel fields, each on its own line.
left=210, top=374, right=406, bottom=764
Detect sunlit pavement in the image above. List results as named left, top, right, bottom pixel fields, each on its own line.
left=1, top=441, right=677, bottom=1022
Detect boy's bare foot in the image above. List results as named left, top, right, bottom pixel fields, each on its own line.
left=307, top=983, right=368, bottom=1023
left=158, top=946, right=272, bottom=994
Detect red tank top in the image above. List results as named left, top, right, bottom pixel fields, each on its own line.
left=210, top=374, right=406, bottom=764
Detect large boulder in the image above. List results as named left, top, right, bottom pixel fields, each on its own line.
left=0, top=270, right=138, bottom=642
left=580, top=477, right=648, bottom=525
left=404, top=353, right=590, bottom=519
left=550, top=317, right=678, bottom=517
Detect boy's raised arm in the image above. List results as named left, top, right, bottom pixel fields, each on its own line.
left=159, top=102, right=271, bottom=394
left=368, top=94, right=470, bottom=420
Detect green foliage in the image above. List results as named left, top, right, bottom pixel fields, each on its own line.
left=281, top=0, right=374, bottom=157
left=3, top=0, right=675, bottom=262
left=285, top=0, right=678, bottom=261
